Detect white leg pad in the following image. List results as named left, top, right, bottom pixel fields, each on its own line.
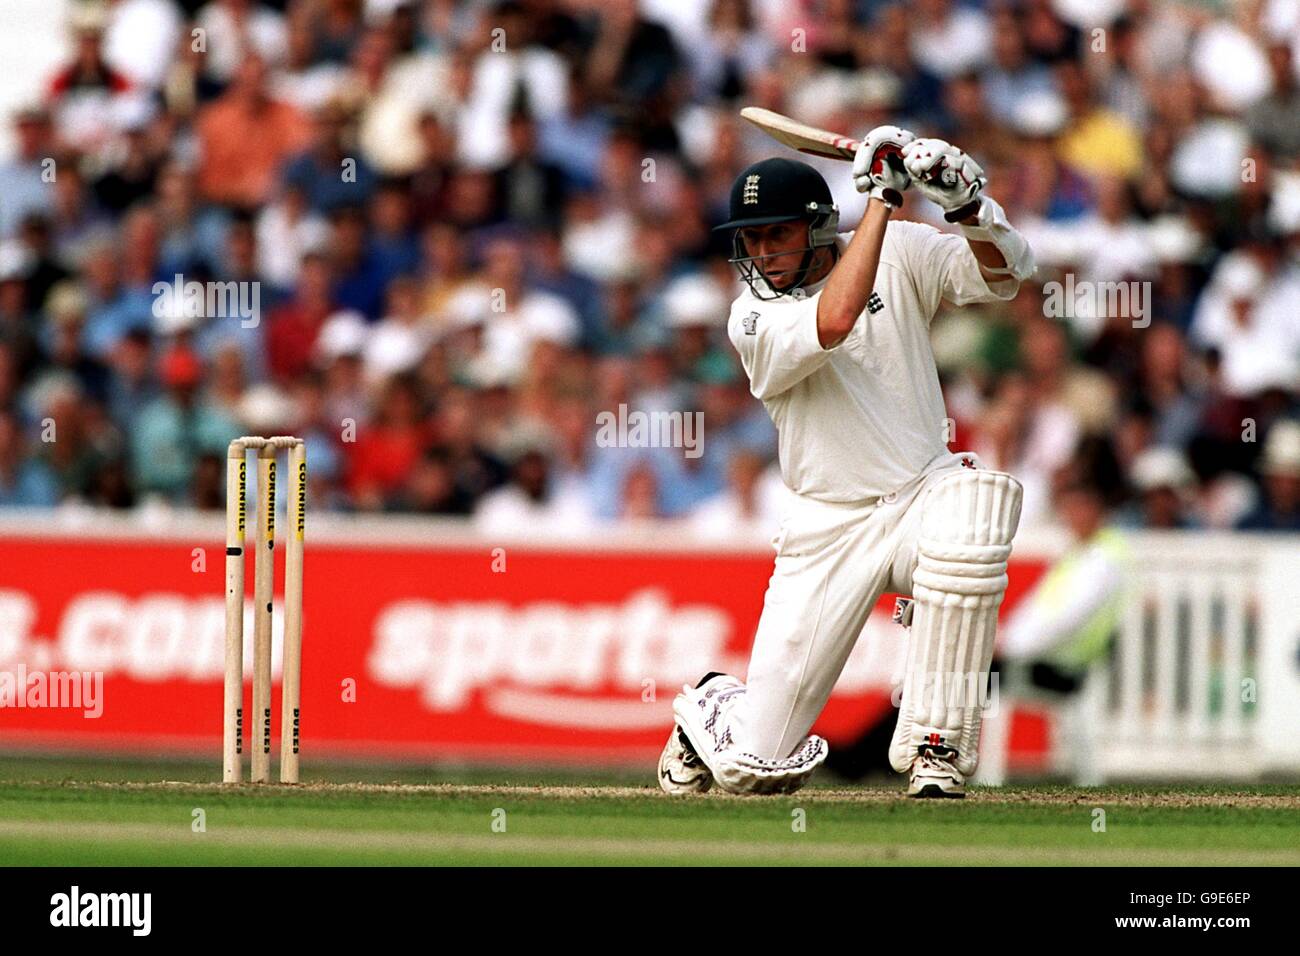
left=889, top=469, right=1023, bottom=777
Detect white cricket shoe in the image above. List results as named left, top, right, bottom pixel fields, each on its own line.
left=657, top=672, right=734, bottom=794
left=672, top=673, right=827, bottom=795
left=907, top=746, right=966, bottom=799
left=658, top=725, right=713, bottom=794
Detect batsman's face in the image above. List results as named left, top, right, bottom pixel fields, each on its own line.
left=739, top=222, right=811, bottom=288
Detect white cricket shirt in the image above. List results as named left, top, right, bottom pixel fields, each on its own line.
left=727, top=220, right=1019, bottom=502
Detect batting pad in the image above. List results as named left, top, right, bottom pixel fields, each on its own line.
left=889, top=470, right=1023, bottom=777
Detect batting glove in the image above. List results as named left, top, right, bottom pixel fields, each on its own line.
left=852, top=126, right=915, bottom=207
left=901, top=138, right=986, bottom=219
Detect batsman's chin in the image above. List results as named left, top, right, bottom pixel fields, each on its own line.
left=484, top=688, right=674, bottom=730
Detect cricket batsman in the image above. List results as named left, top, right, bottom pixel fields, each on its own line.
left=659, top=129, right=1034, bottom=798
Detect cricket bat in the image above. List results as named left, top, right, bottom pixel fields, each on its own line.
left=740, top=107, right=862, bottom=162
left=740, top=106, right=914, bottom=181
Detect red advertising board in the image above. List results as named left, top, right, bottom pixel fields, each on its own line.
left=0, top=518, right=1049, bottom=767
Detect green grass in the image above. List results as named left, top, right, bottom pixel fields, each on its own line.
left=1, top=757, right=1297, bottom=866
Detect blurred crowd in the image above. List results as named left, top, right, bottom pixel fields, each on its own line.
left=0, top=0, right=1297, bottom=535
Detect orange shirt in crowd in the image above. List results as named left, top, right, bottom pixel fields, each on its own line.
left=196, top=94, right=312, bottom=207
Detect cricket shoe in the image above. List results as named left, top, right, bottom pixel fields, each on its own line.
left=673, top=673, right=828, bottom=795
left=658, top=672, right=729, bottom=795
left=907, top=743, right=966, bottom=799
left=658, top=726, right=713, bottom=794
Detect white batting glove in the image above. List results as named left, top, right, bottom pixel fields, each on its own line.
left=852, top=126, right=915, bottom=207
left=901, top=138, right=986, bottom=218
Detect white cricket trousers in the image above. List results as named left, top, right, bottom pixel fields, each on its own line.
left=728, top=460, right=966, bottom=761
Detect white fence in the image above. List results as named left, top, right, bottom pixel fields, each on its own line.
left=978, top=533, right=1300, bottom=783
left=1075, top=535, right=1300, bottom=781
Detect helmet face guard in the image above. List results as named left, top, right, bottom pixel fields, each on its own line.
left=726, top=202, right=840, bottom=301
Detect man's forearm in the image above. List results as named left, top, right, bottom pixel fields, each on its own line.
left=953, top=196, right=1034, bottom=283
left=967, top=239, right=1008, bottom=277
left=816, top=198, right=892, bottom=349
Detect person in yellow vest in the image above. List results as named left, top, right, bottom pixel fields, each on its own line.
left=977, top=478, right=1131, bottom=785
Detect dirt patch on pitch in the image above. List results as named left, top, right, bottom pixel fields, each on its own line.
left=30, top=780, right=1300, bottom=808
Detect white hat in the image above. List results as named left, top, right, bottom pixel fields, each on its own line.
left=520, top=294, right=580, bottom=346
left=1051, top=0, right=1126, bottom=29
left=1012, top=90, right=1068, bottom=138
left=314, top=310, right=368, bottom=364
left=1131, top=447, right=1196, bottom=492
left=363, top=322, right=430, bottom=380
left=0, top=241, right=33, bottom=282
left=152, top=288, right=203, bottom=336
left=662, top=273, right=728, bottom=328
left=562, top=213, right=639, bottom=283
left=496, top=424, right=557, bottom=464
left=848, top=69, right=902, bottom=111
left=788, top=71, right=851, bottom=130
left=1213, top=253, right=1265, bottom=301
left=1267, top=169, right=1300, bottom=235
left=238, top=384, right=296, bottom=433
left=1261, top=420, right=1300, bottom=476
left=443, top=284, right=492, bottom=331
left=1146, top=215, right=1205, bottom=265
left=463, top=352, right=518, bottom=390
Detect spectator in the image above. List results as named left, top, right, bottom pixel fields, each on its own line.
left=689, top=449, right=779, bottom=540
left=39, top=282, right=111, bottom=404
left=1237, top=421, right=1300, bottom=531
left=363, top=274, right=432, bottom=384
left=493, top=110, right=568, bottom=229
left=130, top=346, right=239, bottom=500
left=1190, top=249, right=1300, bottom=398
left=255, top=184, right=331, bottom=288
left=1247, top=42, right=1300, bottom=159
left=346, top=373, right=426, bottom=509
left=1055, top=60, right=1144, bottom=181
left=0, top=108, right=56, bottom=240
left=266, top=253, right=336, bottom=383
left=457, top=1, right=569, bottom=170
left=0, top=409, right=59, bottom=507
left=392, top=447, right=475, bottom=515
left=45, top=2, right=134, bottom=153
left=474, top=439, right=594, bottom=536
left=196, top=56, right=312, bottom=209
left=0, top=245, right=39, bottom=379
left=984, top=7, right=1053, bottom=123
left=1121, top=446, right=1202, bottom=529
left=909, top=0, right=992, bottom=79
left=195, top=0, right=289, bottom=85
left=282, top=98, right=379, bottom=214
